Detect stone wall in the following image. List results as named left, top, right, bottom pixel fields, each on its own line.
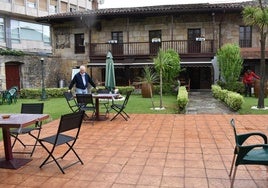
left=0, top=55, right=73, bottom=90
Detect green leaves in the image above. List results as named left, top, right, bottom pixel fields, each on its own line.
left=216, top=43, right=243, bottom=84
left=0, top=48, right=25, bottom=56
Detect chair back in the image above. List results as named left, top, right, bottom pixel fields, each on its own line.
left=21, top=103, right=44, bottom=114
left=64, top=92, right=79, bottom=112
left=57, top=111, right=84, bottom=135
left=76, top=94, right=94, bottom=107
left=230, top=119, right=239, bottom=146
left=122, top=90, right=132, bottom=107
left=9, top=88, right=17, bottom=96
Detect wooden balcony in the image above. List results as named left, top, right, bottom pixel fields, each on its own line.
left=89, top=40, right=215, bottom=64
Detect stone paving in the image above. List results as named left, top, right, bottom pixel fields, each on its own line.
left=0, top=93, right=267, bottom=188
left=186, top=92, right=236, bottom=114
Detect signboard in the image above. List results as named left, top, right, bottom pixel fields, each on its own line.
left=71, top=68, right=80, bottom=79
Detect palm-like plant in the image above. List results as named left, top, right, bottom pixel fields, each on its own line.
left=242, top=0, right=268, bottom=108
left=137, top=66, right=158, bottom=108
left=154, top=48, right=180, bottom=109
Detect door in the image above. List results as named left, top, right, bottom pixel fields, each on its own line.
left=149, top=30, right=161, bottom=55
left=188, top=67, right=211, bottom=90
left=188, top=28, right=201, bottom=53
left=5, top=63, right=20, bottom=90
left=111, top=31, right=123, bottom=55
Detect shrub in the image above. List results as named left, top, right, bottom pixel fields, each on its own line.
left=211, top=84, right=244, bottom=111
left=20, top=86, right=136, bottom=99
left=217, top=80, right=245, bottom=94
left=224, top=92, right=244, bottom=111
left=177, top=86, right=189, bottom=113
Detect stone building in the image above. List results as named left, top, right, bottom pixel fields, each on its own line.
left=0, top=0, right=101, bottom=90
left=36, top=1, right=268, bottom=91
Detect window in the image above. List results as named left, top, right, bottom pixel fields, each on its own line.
left=27, top=2, right=36, bottom=8
left=239, top=26, right=252, bottom=47
left=11, top=20, right=20, bottom=43
left=10, top=19, right=50, bottom=44
left=49, top=5, right=57, bottom=13
left=43, top=25, right=51, bottom=45
left=70, top=4, right=77, bottom=12
left=20, top=21, right=42, bottom=41
left=149, top=30, right=161, bottom=54
left=74, top=33, right=85, bottom=54
left=0, top=18, right=4, bottom=42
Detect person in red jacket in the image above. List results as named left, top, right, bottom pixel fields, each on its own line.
left=243, top=69, right=260, bottom=97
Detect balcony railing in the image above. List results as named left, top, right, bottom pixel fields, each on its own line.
left=89, top=40, right=215, bottom=57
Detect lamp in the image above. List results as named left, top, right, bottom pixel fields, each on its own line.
left=40, top=57, right=47, bottom=100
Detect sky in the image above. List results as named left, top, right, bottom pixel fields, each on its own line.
left=99, top=0, right=251, bottom=9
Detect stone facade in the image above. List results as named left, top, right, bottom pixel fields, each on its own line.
left=0, top=55, right=71, bottom=90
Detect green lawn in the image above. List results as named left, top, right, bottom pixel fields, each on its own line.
left=0, top=94, right=179, bottom=120
left=238, top=97, right=268, bottom=114
left=1, top=95, right=268, bottom=120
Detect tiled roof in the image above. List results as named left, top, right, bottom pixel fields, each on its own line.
left=36, top=1, right=257, bottom=22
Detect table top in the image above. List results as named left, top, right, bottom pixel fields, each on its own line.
left=0, top=114, right=49, bottom=128
left=92, top=93, right=119, bottom=99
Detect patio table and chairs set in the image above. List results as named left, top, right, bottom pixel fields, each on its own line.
left=63, top=89, right=132, bottom=122
left=0, top=89, right=131, bottom=173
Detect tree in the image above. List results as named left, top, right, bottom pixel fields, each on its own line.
left=217, top=43, right=243, bottom=83
left=242, top=0, right=268, bottom=108
left=154, top=48, right=180, bottom=108
left=137, top=66, right=158, bottom=108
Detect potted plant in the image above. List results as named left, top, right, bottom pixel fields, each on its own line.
left=138, top=66, right=158, bottom=98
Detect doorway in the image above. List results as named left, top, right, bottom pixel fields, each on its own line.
left=111, top=31, right=123, bottom=55
left=187, top=67, right=212, bottom=90
left=5, top=63, right=20, bottom=90
left=188, top=28, right=201, bottom=53
left=149, top=30, right=162, bottom=54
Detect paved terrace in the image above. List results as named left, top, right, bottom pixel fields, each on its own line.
left=0, top=114, right=268, bottom=188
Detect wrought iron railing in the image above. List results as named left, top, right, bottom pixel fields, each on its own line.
left=89, top=40, right=215, bottom=57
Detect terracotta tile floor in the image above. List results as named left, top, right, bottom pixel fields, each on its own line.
left=0, top=114, right=268, bottom=188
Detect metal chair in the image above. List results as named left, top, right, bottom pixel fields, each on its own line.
left=10, top=103, right=44, bottom=157
left=229, top=118, right=268, bottom=188
left=97, top=88, right=110, bottom=115
left=2, top=86, right=18, bottom=104
left=76, top=94, right=96, bottom=123
left=110, top=90, right=131, bottom=121
left=63, top=92, right=79, bottom=113
left=38, top=111, right=85, bottom=174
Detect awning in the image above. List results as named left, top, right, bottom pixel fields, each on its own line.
left=180, top=61, right=212, bottom=67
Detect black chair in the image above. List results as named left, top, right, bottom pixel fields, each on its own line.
left=229, top=118, right=268, bottom=188
left=110, top=90, right=131, bottom=121
left=97, top=88, right=110, bottom=115
left=38, top=111, right=85, bottom=174
left=10, top=103, right=44, bottom=157
left=63, top=92, right=79, bottom=113
left=76, top=94, right=96, bottom=122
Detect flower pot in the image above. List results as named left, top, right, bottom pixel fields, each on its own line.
left=141, top=83, right=153, bottom=98
left=254, top=79, right=268, bottom=97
